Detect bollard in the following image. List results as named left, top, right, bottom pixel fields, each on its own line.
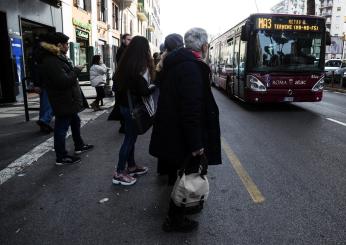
left=331, top=71, right=334, bottom=88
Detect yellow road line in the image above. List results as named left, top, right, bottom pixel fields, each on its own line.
left=221, top=137, right=265, bottom=203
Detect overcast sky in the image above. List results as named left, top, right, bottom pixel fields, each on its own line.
left=160, top=0, right=280, bottom=39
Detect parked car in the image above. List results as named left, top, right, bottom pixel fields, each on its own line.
left=324, top=59, right=346, bottom=82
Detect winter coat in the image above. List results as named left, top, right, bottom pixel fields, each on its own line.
left=116, top=45, right=126, bottom=64
left=114, top=72, right=153, bottom=108
left=90, top=64, right=107, bottom=87
left=38, top=42, right=83, bottom=117
left=149, top=48, right=222, bottom=167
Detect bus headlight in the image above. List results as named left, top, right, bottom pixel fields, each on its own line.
left=311, top=77, right=324, bottom=92
left=247, top=75, right=266, bottom=92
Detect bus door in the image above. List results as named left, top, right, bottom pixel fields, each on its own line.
left=238, top=40, right=247, bottom=99
left=234, top=36, right=240, bottom=96
left=227, top=37, right=235, bottom=96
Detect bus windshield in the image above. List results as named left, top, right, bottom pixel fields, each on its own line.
left=250, top=30, right=323, bottom=72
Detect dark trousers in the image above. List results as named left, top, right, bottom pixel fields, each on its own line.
left=54, top=113, right=84, bottom=160
left=94, top=86, right=105, bottom=106
left=116, top=106, right=137, bottom=172
left=39, top=89, right=54, bottom=124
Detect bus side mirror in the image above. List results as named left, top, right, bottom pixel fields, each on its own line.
left=326, top=31, right=331, bottom=46
left=241, top=23, right=251, bottom=41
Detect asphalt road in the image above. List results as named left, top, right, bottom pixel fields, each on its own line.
left=0, top=89, right=345, bottom=245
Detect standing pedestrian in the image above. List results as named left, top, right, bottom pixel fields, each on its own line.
left=31, top=35, right=54, bottom=133
left=149, top=28, right=222, bottom=232
left=89, top=55, right=108, bottom=111
left=112, top=36, right=156, bottom=185
left=115, top=33, right=132, bottom=64
left=113, top=34, right=132, bottom=134
left=39, top=32, right=93, bottom=165
left=154, top=33, right=184, bottom=177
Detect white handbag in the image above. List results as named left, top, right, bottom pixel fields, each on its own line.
left=171, top=155, right=209, bottom=208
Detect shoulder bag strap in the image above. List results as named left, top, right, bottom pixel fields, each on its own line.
left=127, top=90, right=134, bottom=112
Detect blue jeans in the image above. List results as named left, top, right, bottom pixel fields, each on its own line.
left=39, top=89, right=53, bottom=124
left=54, top=113, right=84, bottom=160
left=116, top=106, right=138, bottom=173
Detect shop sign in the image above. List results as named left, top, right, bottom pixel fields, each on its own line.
left=76, top=29, right=89, bottom=39
left=72, top=18, right=91, bottom=31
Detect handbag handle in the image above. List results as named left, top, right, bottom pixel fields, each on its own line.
left=179, top=154, right=208, bottom=177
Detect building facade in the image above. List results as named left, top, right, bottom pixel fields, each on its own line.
left=0, top=0, right=63, bottom=103
left=319, top=0, right=346, bottom=59
left=271, top=0, right=307, bottom=15
left=63, top=0, right=162, bottom=79
left=0, top=0, right=161, bottom=104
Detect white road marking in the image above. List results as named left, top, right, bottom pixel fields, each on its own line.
left=326, top=118, right=346, bottom=127
left=0, top=100, right=113, bottom=185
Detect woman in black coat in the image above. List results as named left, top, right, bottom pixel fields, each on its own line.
left=149, top=28, right=221, bottom=232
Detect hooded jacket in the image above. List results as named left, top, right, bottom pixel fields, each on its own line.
left=38, top=42, right=83, bottom=117
left=90, top=64, right=107, bottom=87
left=149, top=48, right=222, bottom=166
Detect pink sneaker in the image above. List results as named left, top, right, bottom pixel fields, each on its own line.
left=112, top=172, right=136, bottom=186
left=127, top=165, right=148, bottom=176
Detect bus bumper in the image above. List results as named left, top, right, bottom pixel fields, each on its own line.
left=245, top=90, right=323, bottom=103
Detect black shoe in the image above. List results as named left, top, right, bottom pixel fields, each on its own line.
left=75, top=144, right=94, bottom=155
left=36, top=120, right=53, bottom=133
left=56, top=155, right=81, bottom=166
left=162, top=217, right=198, bottom=233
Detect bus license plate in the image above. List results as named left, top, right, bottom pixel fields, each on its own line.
left=283, top=97, right=294, bottom=102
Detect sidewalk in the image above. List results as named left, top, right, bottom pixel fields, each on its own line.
left=324, top=85, right=346, bottom=93
left=0, top=86, right=114, bottom=173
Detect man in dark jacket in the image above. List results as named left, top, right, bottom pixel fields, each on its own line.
left=39, top=32, right=93, bottom=165
left=115, top=33, right=132, bottom=64
left=113, top=33, right=132, bottom=133
left=149, top=28, right=222, bottom=232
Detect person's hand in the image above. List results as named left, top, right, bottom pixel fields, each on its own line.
left=192, top=148, right=204, bottom=156
left=148, top=84, right=156, bottom=92
left=75, top=64, right=85, bottom=70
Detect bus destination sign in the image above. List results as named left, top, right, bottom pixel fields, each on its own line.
left=256, top=17, right=321, bottom=32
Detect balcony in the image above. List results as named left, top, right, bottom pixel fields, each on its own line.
left=137, top=3, right=148, bottom=22
left=321, top=11, right=332, bottom=16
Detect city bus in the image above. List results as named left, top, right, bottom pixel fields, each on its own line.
left=209, top=14, right=329, bottom=103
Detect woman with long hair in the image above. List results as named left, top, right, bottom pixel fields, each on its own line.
left=112, top=36, right=156, bottom=185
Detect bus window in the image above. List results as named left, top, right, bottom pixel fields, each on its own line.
left=234, top=36, right=240, bottom=68
left=239, top=40, right=247, bottom=76
left=250, top=30, right=323, bottom=72
left=227, top=39, right=234, bottom=67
